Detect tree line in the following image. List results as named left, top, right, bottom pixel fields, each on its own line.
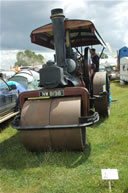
left=14, top=49, right=108, bottom=68
left=15, top=50, right=45, bottom=67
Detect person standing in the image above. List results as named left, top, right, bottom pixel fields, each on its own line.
left=90, top=48, right=100, bottom=72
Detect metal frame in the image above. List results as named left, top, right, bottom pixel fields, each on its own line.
left=12, top=111, right=99, bottom=130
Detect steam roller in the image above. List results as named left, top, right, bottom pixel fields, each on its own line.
left=12, top=8, right=110, bottom=151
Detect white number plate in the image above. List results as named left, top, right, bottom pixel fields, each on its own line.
left=40, top=90, right=64, bottom=97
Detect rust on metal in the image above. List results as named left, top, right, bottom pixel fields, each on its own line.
left=21, top=97, right=84, bottom=151
left=32, top=20, right=93, bottom=34
left=19, top=87, right=89, bottom=116
left=31, top=20, right=105, bottom=49
left=12, top=8, right=109, bottom=152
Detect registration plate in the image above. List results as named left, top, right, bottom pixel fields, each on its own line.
left=40, top=90, right=64, bottom=97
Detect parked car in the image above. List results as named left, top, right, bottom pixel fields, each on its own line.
left=0, top=78, right=19, bottom=123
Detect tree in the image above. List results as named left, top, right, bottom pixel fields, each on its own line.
left=15, top=50, right=45, bottom=67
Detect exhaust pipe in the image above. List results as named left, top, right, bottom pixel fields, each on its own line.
left=39, top=8, right=78, bottom=88
left=51, top=9, right=67, bottom=71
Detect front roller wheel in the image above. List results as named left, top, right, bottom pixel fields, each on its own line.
left=93, top=72, right=110, bottom=117
left=20, top=97, right=85, bottom=151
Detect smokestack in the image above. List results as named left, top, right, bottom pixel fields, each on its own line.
left=51, top=9, right=67, bottom=71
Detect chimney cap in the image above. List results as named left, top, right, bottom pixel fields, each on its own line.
left=51, top=8, right=63, bottom=16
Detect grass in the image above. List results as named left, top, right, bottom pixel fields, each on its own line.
left=0, top=80, right=128, bottom=193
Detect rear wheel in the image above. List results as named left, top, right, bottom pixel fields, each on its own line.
left=93, top=72, right=110, bottom=117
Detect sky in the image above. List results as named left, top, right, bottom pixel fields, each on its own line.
left=0, top=0, right=128, bottom=69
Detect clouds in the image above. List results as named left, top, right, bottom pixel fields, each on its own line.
left=1, top=1, right=50, bottom=50
left=0, top=50, right=19, bottom=70
left=0, top=49, right=55, bottom=70
left=1, top=0, right=128, bottom=54
left=114, top=2, right=128, bottom=46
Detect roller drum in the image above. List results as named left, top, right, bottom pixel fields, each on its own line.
left=20, top=97, right=85, bottom=151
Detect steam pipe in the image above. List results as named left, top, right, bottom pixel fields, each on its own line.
left=50, top=9, right=67, bottom=71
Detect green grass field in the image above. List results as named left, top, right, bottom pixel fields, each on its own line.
left=0, top=81, right=128, bottom=193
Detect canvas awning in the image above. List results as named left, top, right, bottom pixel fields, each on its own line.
left=31, top=20, right=106, bottom=49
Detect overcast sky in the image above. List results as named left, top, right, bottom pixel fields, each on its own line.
left=0, top=0, right=128, bottom=69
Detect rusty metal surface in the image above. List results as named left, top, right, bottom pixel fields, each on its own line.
left=31, top=20, right=105, bottom=49
left=21, top=97, right=84, bottom=151
left=19, top=87, right=89, bottom=116
left=50, top=97, right=83, bottom=150
left=32, top=20, right=93, bottom=34
left=21, top=100, right=51, bottom=150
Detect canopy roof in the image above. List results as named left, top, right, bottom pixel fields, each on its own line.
left=31, top=20, right=106, bottom=49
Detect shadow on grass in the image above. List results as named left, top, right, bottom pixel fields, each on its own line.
left=124, top=188, right=128, bottom=193
left=0, top=118, right=14, bottom=132
left=90, top=117, right=107, bottom=128
left=0, top=132, right=91, bottom=170
left=111, top=80, right=128, bottom=88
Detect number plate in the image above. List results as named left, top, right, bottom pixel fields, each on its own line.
left=40, top=90, right=64, bottom=97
